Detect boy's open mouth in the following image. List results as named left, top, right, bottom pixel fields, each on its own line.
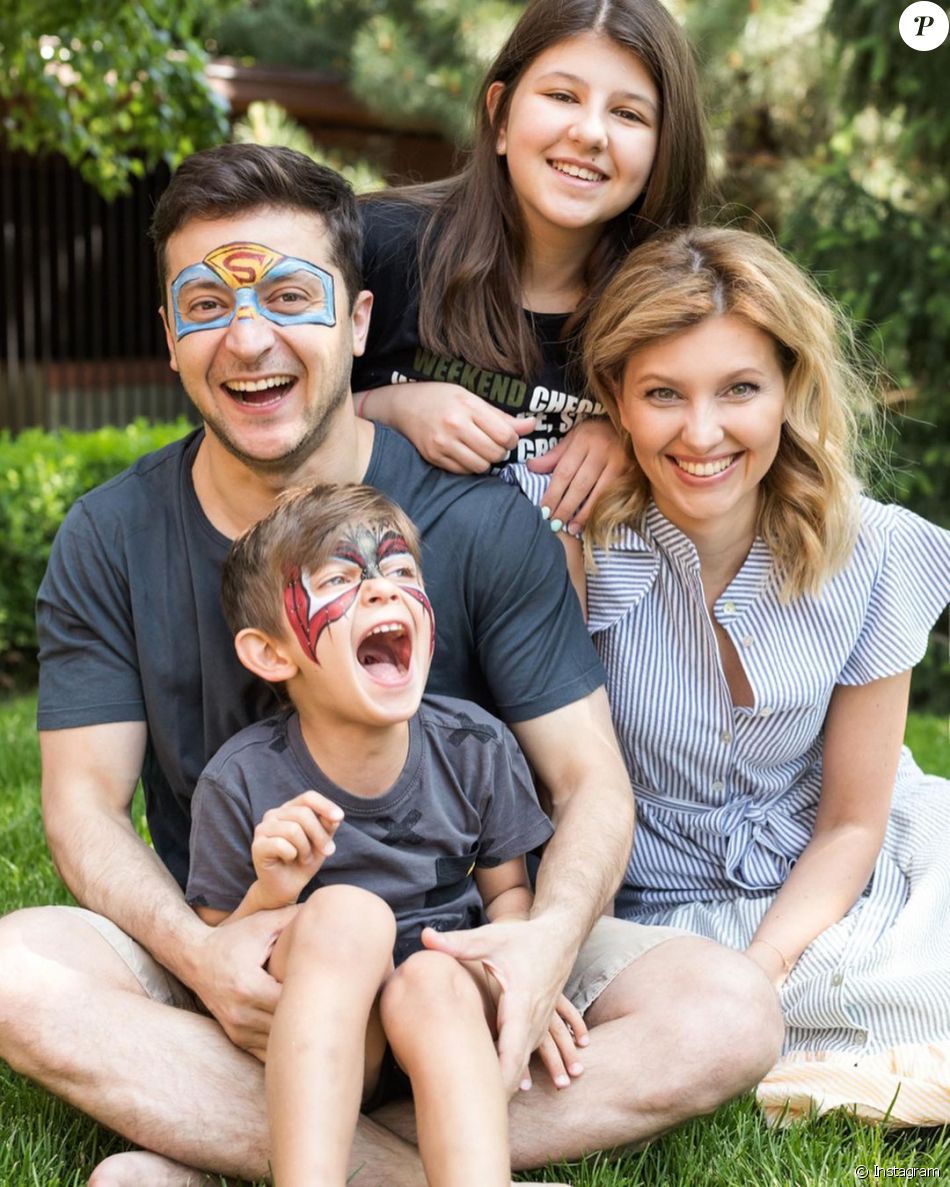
left=356, top=623, right=413, bottom=685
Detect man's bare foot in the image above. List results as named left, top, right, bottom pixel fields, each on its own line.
left=89, top=1150, right=236, bottom=1187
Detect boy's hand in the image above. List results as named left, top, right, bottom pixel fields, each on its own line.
left=251, top=790, right=344, bottom=908
left=533, top=993, right=588, bottom=1090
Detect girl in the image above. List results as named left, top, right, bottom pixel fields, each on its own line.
left=353, top=0, right=709, bottom=533
left=509, top=226, right=950, bottom=1124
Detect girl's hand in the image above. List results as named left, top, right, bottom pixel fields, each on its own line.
left=363, top=382, right=536, bottom=473
left=532, top=993, right=589, bottom=1091
left=529, top=418, right=628, bottom=532
left=251, top=791, right=343, bottom=908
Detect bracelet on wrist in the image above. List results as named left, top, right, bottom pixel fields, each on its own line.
left=749, top=937, right=792, bottom=976
left=356, top=388, right=376, bottom=419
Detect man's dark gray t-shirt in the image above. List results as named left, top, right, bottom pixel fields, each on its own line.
left=186, top=695, right=555, bottom=962
left=36, top=425, right=603, bottom=889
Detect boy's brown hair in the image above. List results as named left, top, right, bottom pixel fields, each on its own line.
left=222, top=483, right=423, bottom=643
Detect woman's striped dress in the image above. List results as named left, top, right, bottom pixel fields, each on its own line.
left=505, top=466, right=950, bottom=1123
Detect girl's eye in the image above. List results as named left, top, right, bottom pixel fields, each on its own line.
left=727, top=382, right=759, bottom=398
left=615, top=108, right=644, bottom=124
left=546, top=90, right=577, bottom=103
left=646, top=387, right=680, bottom=403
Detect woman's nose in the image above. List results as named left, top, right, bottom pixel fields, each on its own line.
left=679, top=401, right=726, bottom=452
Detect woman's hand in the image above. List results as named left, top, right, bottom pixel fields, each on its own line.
left=528, top=418, right=628, bottom=532
left=359, top=382, right=536, bottom=473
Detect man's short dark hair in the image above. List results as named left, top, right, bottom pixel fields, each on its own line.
left=149, top=143, right=362, bottom=307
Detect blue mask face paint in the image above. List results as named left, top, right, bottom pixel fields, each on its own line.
left=169, top=241, right=336, bottom=339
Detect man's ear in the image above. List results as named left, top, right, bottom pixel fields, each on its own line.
left=159, top=305, right=180, bottom=375
left=486, top=81, right=507, bottom=154
left=234, top=627, right=299, bottom=684
left=350, top=288, right=374, bottom=358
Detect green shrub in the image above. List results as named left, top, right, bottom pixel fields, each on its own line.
left=0, top=419, right=192, bottom=686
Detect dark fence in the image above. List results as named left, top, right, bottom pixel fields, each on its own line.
left=1, top=148, right=193, bottom=434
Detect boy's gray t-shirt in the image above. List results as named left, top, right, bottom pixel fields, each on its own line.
left=186, top=695, right=554, bottom=961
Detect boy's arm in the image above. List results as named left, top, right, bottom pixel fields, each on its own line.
left=193, top=882, right=292, bottom=928
left=40, top=722, right=295, bottom=1052
left=474, top=857, right=533, bottom=923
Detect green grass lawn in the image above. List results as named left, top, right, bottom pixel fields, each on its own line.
left=1, top=693, right=948, bottom=1186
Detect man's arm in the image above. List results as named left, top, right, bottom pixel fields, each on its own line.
left=514, top=685, right=633, bottom=941
left=40, top=722, right=295, bottom=1053
left=423, top=687, right=633, bottom=1088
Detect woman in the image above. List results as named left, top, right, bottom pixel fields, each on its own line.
left=353, top=0, right=709, bottom=533
left=508, top=226, right=950, bottom=1124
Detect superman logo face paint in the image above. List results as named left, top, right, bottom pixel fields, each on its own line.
left=170, top=240, right=336, bottom=339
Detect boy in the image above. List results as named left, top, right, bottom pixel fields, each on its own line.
left=186, top=482, right=581, bottom=1187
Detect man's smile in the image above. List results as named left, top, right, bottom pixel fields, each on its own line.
left=220, top=374, right=297, bottom=406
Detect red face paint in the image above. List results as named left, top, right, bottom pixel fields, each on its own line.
left=283, top=524, right=435, bottom=664
left=284, top=567, right=360, bottom=665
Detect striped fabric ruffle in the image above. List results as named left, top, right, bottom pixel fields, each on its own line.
left=758, top=1042, right=950, bottom=1126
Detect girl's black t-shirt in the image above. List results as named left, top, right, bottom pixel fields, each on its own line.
left=353, top=198, right=605, bottom=465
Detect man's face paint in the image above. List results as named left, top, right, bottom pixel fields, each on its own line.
left=170, top=241, right=336, bottom=339
left=283, top=525, right=435, bottom=666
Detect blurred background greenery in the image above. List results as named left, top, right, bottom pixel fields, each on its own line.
left=1, top=0, right=947, bottom=707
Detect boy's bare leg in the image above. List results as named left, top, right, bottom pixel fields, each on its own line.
left=0, top=906, right=427, bottom=1187
left=381, top=950, right=510, bottom=1187
left=265, top=887, right=396, bottom=1187
left=372, top=935, right=784, bottom=1168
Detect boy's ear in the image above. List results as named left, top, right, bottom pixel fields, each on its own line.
left=234, top=627, right=299, bottom=684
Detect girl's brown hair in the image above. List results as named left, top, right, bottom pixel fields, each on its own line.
left=583, top=227, right=878, bottom=599
left=363, top=0, right=709, bottom=378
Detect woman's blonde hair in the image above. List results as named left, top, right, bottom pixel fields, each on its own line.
left=584, top=226, right=879, bottom=600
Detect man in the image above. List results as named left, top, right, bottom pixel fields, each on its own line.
left=0, top=145, right=781, bottom=1186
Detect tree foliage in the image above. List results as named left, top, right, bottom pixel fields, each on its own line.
left=233, top=100, right=385, bottom=192
left=208, top=0, right=351, bottom=74
left=826, top=0, right=949, bottom=172
left=211, top=0, right=522, bottom=141
left=0, top=0, right=234, bottom=198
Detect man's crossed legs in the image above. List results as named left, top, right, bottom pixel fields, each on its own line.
left=0, top=905, right=783, bottom=1185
